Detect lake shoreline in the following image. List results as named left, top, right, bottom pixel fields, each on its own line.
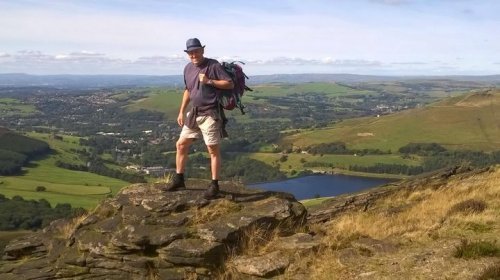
left=248, top=173, right=397, bottom=201
left=249, top=169, right=404, bottom=186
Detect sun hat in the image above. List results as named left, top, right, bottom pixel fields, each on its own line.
left=184, top=38, right=205, bottom=52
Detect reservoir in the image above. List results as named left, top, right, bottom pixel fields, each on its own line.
left=249, top=174, right=396, bottom=200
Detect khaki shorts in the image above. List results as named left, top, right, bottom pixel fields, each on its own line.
left=179, top=115, right=221, bottom=146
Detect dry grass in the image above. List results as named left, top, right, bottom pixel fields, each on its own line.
left=298, top=166, right=500, bottom=278
left=448, top=199, right=487, bottom=216
left=146, top=261, right=159, bottom=280
left=454, top=239, right=500, bottom=259
left=190, top=199, right=242, bottom=225
left=154, top=172, right=174, bottom=185
left=306, top=249, right=356, bottom=280
left=54, top=211, right=91, bottom=240
left=477, top=262, right=500, bottom=280
left=217, top=223, right=286, bottom=279
left=322, top=167, right=500, bottom=247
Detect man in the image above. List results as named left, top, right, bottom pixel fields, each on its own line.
left=164, top=38, right=234, bottom=199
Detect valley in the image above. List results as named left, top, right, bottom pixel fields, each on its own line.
left=1, top=77, right=500, bottom=212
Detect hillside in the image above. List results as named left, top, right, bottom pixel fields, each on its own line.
left=124, top=88, right=183, bottom=119
left=1, top=165, right=498, bottom=279
left=0, top=132, right=128, bottom=209
left=0, top=129, right=51, bottom=175
left=282, top=88, right=500, bottom=152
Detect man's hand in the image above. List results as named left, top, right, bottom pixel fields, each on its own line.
left=177, top=112, right=184, bottom=127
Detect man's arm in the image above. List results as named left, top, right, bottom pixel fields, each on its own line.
left=177, top=89, right=190, bottom=127
left=209, top=79, right=234, bottom=90
left=201, top=76, right=234, bottom=90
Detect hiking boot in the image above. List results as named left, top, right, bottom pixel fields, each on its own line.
left=162, top=175, right=186, bottom=192
left=203, top=182, right=219, bottom=199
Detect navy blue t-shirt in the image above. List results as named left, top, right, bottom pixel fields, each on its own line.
left=183, top=58, right=231, bottom=110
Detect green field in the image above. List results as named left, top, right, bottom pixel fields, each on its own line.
left=26, top=132, right=86, bottom=164
left=0, top=133, right=129, bottom=209
left=248, top=82, right=374, bottom=97
left=0, top=98, right=37, bottom=117
left=0, top=158, right=127, bottom=209
left=282, top=90, right=500, bottom=152
left=125, top=88, right=184, bottom=119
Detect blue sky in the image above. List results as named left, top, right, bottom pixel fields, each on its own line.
left=0, top=0, right=499, bottom=75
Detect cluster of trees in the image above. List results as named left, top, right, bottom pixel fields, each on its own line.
left=0, top=131, right=50, bottom=155
left=0, top=131, right=50, bottom=175
left=182, top=154, right=286, bottom=184
left=308, top=142, right=350, bottom=155
left=349, top=163, right=424, bottom=175
left=350, top=144, right=500, bottom=176
left=55, top=160, right=146, bottom=183
left=0, top=149, right=26, bottom=175
left=307, top=142, right=389, bottom=156
left=399, top=143, right=500, bottom=173
left=0, top=194, right=86, bottom=230
left=422, top=150, right=500, bottom=171
left=399, top=143, right=447, bottom=156
left=220, top=156, right=286, bottom=184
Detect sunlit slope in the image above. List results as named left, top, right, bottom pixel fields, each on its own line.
left=125, top=88, right=184, bottom=119
left=282, top=89, right=500, bottom=152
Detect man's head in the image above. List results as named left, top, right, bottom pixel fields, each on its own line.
left=184, top=38, right=205, bottom=66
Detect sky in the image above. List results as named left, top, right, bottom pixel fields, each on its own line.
left=0, top=0, right=499, bottom=76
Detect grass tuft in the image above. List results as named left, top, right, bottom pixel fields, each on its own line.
left=191, top=199, right=242, bottom=225
left=448, top=199, right=487, bottom=216
left=55, top=212, right=91, bottom=240
left=464, top=222, right=493, bottom=233
left=477, top=262, right=500, bottom=280
left=155, top=172, right=174, bottom=185
left=454, top=239, right=500, bottom=259
left=218, top=224, right=285, bottom=279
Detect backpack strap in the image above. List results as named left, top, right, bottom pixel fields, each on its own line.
left=216, top=104, right=229, bottom=138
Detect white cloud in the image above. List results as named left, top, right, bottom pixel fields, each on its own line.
left=1, top=50, right=498, bottom=76
left=1, top=1, right=500, bottom=75
left=391, top=62, right=428, bottom=65
left=135, top=55, right=186, bottom=65
left=0, top=50, right=188, bottom=74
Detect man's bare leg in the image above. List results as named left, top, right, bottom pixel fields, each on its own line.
left=207, top=144, right=220, bottom=180
left=164, top=137, right=193, bottom=191
left=204, top=144, right=221, bottom=199
left=176, top=137, right=194, bottom=174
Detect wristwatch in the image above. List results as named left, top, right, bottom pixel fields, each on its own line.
left=207, top=79, right=214, bottom=86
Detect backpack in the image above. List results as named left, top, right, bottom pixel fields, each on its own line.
left=218, top=61, right=253, bottom=114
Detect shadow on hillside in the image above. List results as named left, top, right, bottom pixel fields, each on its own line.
left=24, top=162, right=39, bottom=168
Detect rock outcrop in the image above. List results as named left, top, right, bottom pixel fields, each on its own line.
left=4, top=166, right=492, bottom=279
left=0, top=182, right=307, bottom=279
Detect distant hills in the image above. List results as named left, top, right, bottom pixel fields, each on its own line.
left=0, top=73, right=183, bottom=89
left=1, top=73, right=499, bottom=88
left=282, top=89, right=500, bottom=152
left=251, top=73, right=500, bottom=84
